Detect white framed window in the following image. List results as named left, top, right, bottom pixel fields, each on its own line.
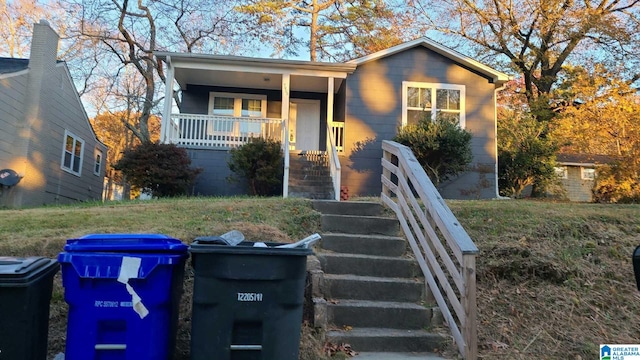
left=208, top=92, right=267, bottom=135
left=61, top=130, right=84, bottom=176
left=581, top=167, right=596, bottom=181
left=554, top=166, right=568, bottom=179
left=94, top=149, right=103, bottom=176
left=402, top=81, right=465, bottom=128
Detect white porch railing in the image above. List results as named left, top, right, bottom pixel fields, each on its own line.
left=167, top=113, right=283, bottom=148
left=330, top=121, right=345, bottom=153
left=381, top=140, right=479, bottom=360
left=327, top=125, right=341, bottom=201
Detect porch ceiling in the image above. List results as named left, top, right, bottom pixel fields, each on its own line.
left=174, top=68, right=343, bottom=93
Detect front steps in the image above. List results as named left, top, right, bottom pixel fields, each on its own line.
left=312, top=200, right=446, bottom=354
left=288, top=151, right=334, bottom=199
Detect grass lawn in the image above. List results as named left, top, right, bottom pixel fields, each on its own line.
left=1, top=197, right=639, bottom=359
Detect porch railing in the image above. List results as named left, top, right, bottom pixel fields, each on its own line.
left=330, top=121, right=345, bottom=153
left=381, top=140, right=479, bottom=360
left=168, top=113, right=283, bottom=148
left=327, top=125, right=341, bottom=201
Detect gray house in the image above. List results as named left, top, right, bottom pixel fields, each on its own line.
left=156, top=38, right=509, bottom=199
left=554, top=153, right=615, bottom=202
left=0, top=21, right=107, bottom=208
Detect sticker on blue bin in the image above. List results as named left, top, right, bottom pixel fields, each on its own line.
left=117, top=256, right=149, bottom=319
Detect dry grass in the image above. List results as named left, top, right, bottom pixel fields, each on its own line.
left=3, top=197, right=640, bottom=359
left=448, top=200, right=640, bottom=359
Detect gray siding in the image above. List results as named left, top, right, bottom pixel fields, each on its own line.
left=0, top=73, right=27, bottom=167
left=342, top=46, right=498, bottom=199
left=186, top=148, right=248, bottom=196
left=0, top=65, right=106, bottom=208
left=560, top=166, right=594, bottom=202
left=37, top=65, right=106, bottom=205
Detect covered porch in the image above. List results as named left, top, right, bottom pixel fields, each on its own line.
left=156, top=53, right=355, bottom=199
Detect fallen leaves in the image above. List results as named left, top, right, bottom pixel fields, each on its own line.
left=323, top=342, right=358, bottom=357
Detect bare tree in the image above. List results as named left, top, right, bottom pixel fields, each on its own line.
left=408, top=0, right=640, bottom=120
left=60, top=0, right=252, bottom=143
left=0, top=0, right=68, bottom=57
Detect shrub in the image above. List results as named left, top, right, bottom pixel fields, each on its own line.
left=113, top=142, right=202, bottom=197
left=497, top=112, right=558, bottom=198
left=593, top=162, right=640, bottom=203
left=393, top=114, right=472, bottom=185
left=228, top=138, right=284, bottom=196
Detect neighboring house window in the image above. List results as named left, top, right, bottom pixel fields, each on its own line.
left=94, top=150, right=103, bottom=176
left=402, top=81, right=466, bottom=128
left=209, top=93, right=266, bottom=135
left=61, top=130, right=84, bottom=176
left=582, top=167, right=596, bottom=180
left=555, top=166, right=568, bottom=179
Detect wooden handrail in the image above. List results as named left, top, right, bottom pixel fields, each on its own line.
left=326, top=125, right=341, bottom=200
left=381, top=140, right=478, bottom=360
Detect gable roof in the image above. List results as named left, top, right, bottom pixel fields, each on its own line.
left=0, top=58, right=29, bottom=74
left=348, top=37, right=511, bottom=86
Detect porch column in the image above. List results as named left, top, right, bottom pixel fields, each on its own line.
left=327, top=77, right=334, bottom=126
left=282, top=73, right=291, bottom=198
left=160, top=56, right=174, bottom=144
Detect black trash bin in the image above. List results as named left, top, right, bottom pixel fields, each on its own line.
left=189, top=240, right=313, bottom=360
left=0, top=256, right=59, bottom=360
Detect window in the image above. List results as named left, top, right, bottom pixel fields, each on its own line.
left=61, top=130, right=84, bottom=176
left=582, top=167, right=596, bottom=180
left=402, top=82, right=465, bottom=128
left=209, top=93, right=266, bottom=135
left=94, top=150, right=103, bottom=176
left=554, top=166, right=568, bottom=179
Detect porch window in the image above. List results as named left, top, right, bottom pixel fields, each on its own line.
left=61, top=130, right=84, bottom=176
left=402, top=82, right=465, bottom=128
left=209, top=93, right=266, bottom=135
left=212, top=97, right=235, bottom=117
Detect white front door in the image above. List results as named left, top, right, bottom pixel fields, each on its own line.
left=289, top=99, right=320, bottom=151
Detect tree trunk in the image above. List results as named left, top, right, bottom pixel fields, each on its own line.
left=310, top=0, right=319, bottom=61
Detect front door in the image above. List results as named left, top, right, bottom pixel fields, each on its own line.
left=289, top=99, right=320, bottom=151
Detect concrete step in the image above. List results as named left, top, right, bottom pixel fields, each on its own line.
left=323, top=274, right=424, bottom=302
left=312, top=200, right=383, bottom=216
left=318, top=253, right=420, bottom=278
left=321, top=214, right=399, bottom=235
left=327, top=300, right=433, bottom=329
left=289, top=191, right=334, bottom=200
left=326, top=327, right=446, bottom=353
left=288, top=178, right=333, bottom=187
left=320, top=233, right=407, bottom=256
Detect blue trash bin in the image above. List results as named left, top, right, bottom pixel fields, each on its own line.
left=58, top=234, right=188, bottom=360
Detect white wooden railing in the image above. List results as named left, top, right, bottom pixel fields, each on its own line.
left=381, top=140, right=479, bottom=360
left=167, top=113, right=283, bottom=148
left=330, top=121, right=345, bottom=153
left=327, top=125, right=341, bottom=200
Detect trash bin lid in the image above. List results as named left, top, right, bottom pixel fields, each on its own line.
left=63, top=234, right=188, bottom=253
left=189, top=241, right=313, bottom=256
left=0, top=256, right=59, bottom=285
